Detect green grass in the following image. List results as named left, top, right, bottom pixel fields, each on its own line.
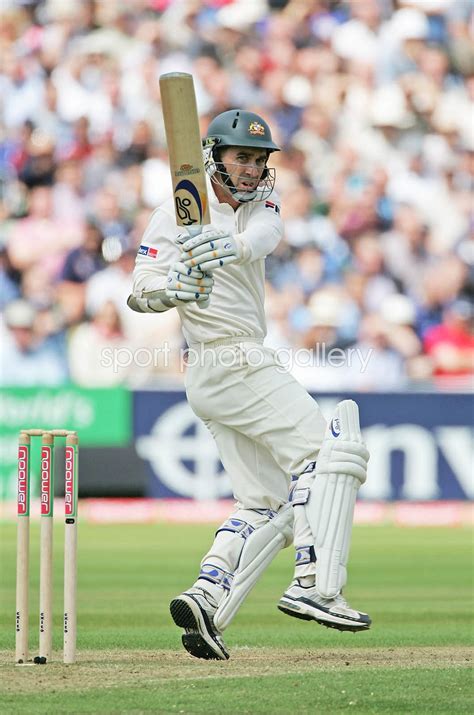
left=0, top=522, right=472, bottom=713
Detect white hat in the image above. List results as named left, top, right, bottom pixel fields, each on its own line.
left=332, top=22, right=378, bottom=64
left=282, top=76, right=313, bottom=108
left=74, top=28, right=131, bottom=57
left=4, top=300, right=36, bottom=329
left=370, top=84, right=415, bottom=128
left=44, top=0, right=79, bottom=21
left=308, top=291, right=343, bottom=327
left=217, top=0, right=266, bottom=30
left=380, top=294, right=416, bottom=325
left=390, top=8, right=428, bottom=42
left=397, top=1, right=451, bottom=12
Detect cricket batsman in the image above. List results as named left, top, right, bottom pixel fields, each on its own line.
left=128, top=109, right=371, bottom=660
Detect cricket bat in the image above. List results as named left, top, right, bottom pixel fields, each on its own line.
left=159, top=72, right=210, bottom=235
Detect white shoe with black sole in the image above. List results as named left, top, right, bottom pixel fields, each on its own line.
left=278, top=580, right=371, bottom=632
left=170, top=588, right=230, bottom=660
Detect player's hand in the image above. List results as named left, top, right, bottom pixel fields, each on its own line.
left=165, top=261, right=214, bottom=307
left=180, top=227, right=243, bottom=272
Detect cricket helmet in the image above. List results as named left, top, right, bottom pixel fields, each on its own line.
left=203, top=109, right=279, bottom=202
left=205, top=110, right=280, bottom=153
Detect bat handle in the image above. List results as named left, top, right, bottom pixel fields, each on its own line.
left=177, top=225, right=210, bottom=310
left=186, top=225, right=204, bottom=238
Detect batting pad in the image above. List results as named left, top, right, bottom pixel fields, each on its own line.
left=214, top=504, right=293, bottom=632
left=305, top=400, right=369, bottom=599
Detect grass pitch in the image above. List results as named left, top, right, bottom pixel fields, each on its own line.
left=0, top=521, right=472, bottom=713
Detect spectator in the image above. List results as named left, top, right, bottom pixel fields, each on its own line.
left=0, top=238, right=20, bottom=308
left=347, top=313, right=408, bottom=391
left=272, top=244, right=342, bottom=303
left=0, top=299, right=68, bottom=386
left=61, top=219, right=104, bottom=284
left=68, top=300, right=131, bottom=387
left=416, top=256, right=468, bottom=338
left=58, top=219, right=105, bottom=324
left=0, top=0, right=471, bottom=391
left=52, top=159, right=86, bottom=225
left=381, top=203, right=430, bottom=297
left=423, top=299, right=474, bottom=386
left=6, top=185, right=82, bottom=281
left=0, top=50, right=44, bottom=129
left=350, top=232, right=397, bottom=312
left=18, top=129, right=56, bottom=188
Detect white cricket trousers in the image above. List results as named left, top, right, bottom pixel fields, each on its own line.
left=185, top=339, right=327, bottom=511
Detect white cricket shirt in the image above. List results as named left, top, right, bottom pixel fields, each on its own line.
left=132, top=181, right=283, bottom=346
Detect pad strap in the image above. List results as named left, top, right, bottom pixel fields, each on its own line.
left=216, top=518, right=255, bottom=540
left=214, top=504, right=293, bottom=631
left=199, top=563, right=233, bottom=591
left=290, top=487, right=310, bottom=506
left=295, top=545, right=316, bottom=566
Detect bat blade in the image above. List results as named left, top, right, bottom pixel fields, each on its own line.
left=159, top=72, right=210, bottom=230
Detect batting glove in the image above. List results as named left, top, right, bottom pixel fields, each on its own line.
left=165, top=261, right=214, bottom=307
left=180, top=227, right=243, bottom=272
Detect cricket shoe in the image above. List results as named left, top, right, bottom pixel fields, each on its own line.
left=278, top=579, right=371, bottom=632
left=170, top=587, right=230, bottom=661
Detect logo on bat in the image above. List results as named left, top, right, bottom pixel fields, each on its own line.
left=175, top=179, right=206, bottom=226
left=175, top=164, right=200, bottom=177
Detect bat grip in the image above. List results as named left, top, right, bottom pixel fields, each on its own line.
left=177, top=224, right=210, bottom=310
left=186, top=225, right=204, bottom=238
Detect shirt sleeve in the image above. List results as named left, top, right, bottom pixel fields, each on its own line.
left=132, top=205, right=180, bottom=294
left=235, top=190, right=283, bottom=264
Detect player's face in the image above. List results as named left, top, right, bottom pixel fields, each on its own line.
left=219, top=147, right=268, bottom=193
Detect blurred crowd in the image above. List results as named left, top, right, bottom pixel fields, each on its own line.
left=1, top=0, right=473, bottom=391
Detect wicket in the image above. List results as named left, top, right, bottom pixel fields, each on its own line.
left=16, top=429, right=79, bottom=665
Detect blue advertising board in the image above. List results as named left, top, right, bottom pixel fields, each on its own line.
left=133, top=390, right=473, bottom=502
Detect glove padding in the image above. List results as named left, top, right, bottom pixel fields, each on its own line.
left=179, top=227, right=242, bottom=272
left=165, top=261, right=214, bottom=306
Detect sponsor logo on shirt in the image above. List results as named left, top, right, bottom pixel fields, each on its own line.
left=265, top=201, right=280, bottom=214
left=138, top=245, right=158, bottom=258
